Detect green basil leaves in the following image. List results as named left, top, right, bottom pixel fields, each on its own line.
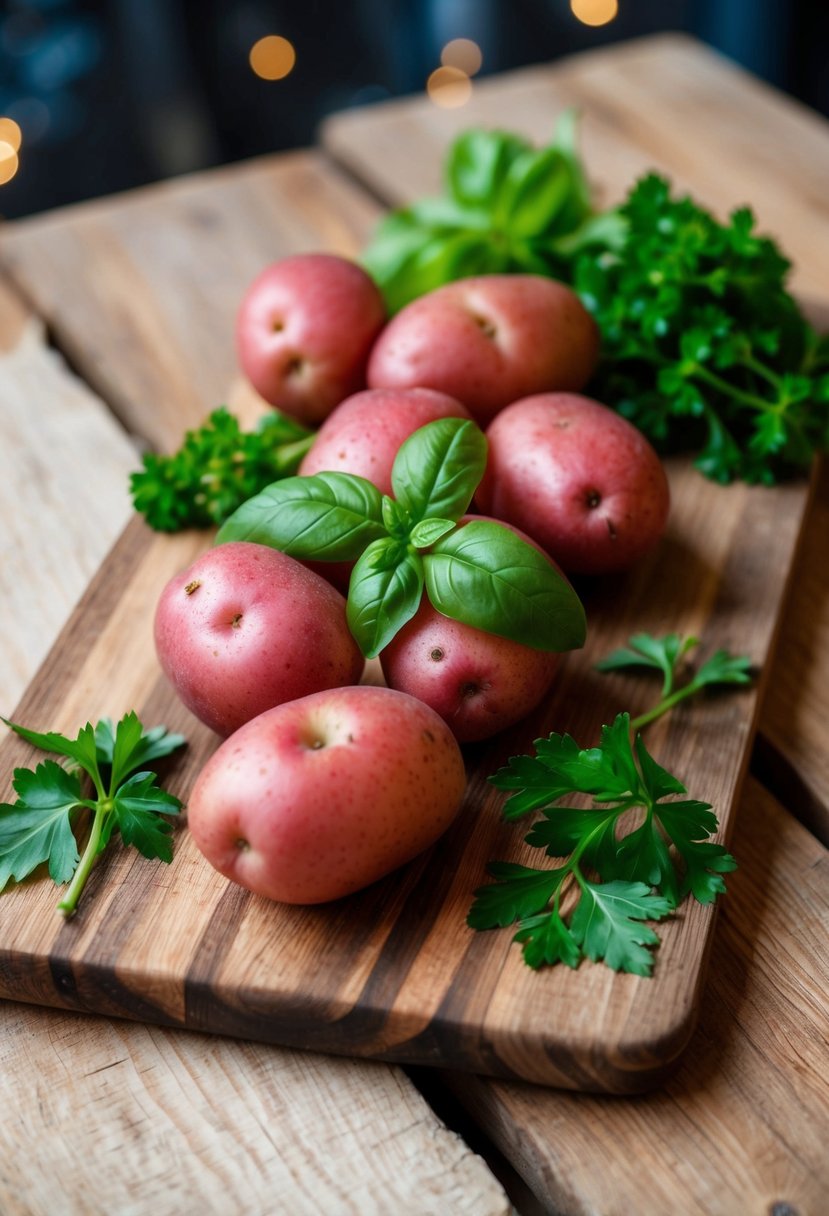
left=219, top=417, right=586, bottom=660
left=361, top=113, right=625, bottom=313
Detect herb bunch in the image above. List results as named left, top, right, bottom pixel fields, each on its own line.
left=469, top=713, right=736, bottom=975
left=0, top=713, right=185, bottom=916
left=362, top=111, right=626, bottom=314
left=218, top=416, right=586, bottom=659
left=131, top=407, right=314, bottom=532
left=573, top=174, right=829, bottom=483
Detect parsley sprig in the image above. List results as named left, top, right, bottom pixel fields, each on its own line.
left=469, top=714, right=736, bottom=975
left=574, top=174, right=829, bottom=483
left=0, top=713, right=185, bottom=916
left=131, top=407, right=314, bottom=532
left=596, top=632, right=753, bottom=729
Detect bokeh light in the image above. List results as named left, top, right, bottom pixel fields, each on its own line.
left=0, top=140, right=20, bottom=186
left=426, top=66, right=472, bottom=109
left=440, top=38, right=482, bottom=77
left=0, top=117, right=22, bottom=153
left=249, top=35, right=296, bottom=81
left=570, top=0, right=619, bottom=27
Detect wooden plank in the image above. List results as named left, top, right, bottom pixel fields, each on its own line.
left=0, top=150, right=382, bottom=451
left=441, top=777, right=829, bottom=1216
left=0, top=59, right=815, bottom=1091
left=322, top=31, right=829, bottom=842
left=0, top=277, right=510, bottom=1216
left=754, top=458, right=829, bottom=845
left=321, top=32, right=829, bottom=303
left=0, top=447, right=807, bottom=1090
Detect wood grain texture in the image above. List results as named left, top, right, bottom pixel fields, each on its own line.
left=0, top=277, right=509, bottom=1216
left=322, top=30, right=829, bottom=866
left=0, top=453, right=808, bottom=1090
left=442, top=777, right=829, bottom=1216
left=0, top=1010, right=511, bottom=1216
left=321, top=33, right=829, bottom=303
left=0, top=150, right=382, bottom=451
left=755, top=459, right=829, bottom=846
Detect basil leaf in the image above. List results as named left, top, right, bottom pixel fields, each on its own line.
left=347, top=539, right=424, bottom=659
left=409, top=517, right=456, bottom=548
left=495, top=147, right=575, bottom=238
left=382, top=495, right=410, bottom=538
left=423, top=520, right=586, bottom=651
left=448, top=129, right=532, bottom=208
left=217, top=472, right=386, bottom=560
left=392, top=418, right=487, bottom=525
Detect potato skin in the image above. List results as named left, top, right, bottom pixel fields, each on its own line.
left=477, top=393, right=670, bottom=575
left=366, top=274, right=599, bottom=426
left=299, top=386, right=471, bottom=495
left=154, top=542, right=364, bottom=736
left=235, top=253, right=386, bottom=426
left=381, top=601, right=559, bottom=742
left=186, top=686, right=467, bottom=904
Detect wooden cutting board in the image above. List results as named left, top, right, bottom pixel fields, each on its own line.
left=0, top=40, right=819, bottom=1092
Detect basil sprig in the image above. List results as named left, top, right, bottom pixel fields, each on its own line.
left=218, top=418, right=587, bottom=660
left=361, top=110, right=626, bottom=314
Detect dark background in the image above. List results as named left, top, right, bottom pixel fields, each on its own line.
left=0, top=0, right=826, bottom=219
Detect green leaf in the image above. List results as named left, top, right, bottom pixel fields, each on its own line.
left=655, top=800, right=736, bottom=904
left=693, top=650, right=754, bottom=688
left=112, top=772, right=182, bottom=863
left=447, top=129, right=531, bottom=208
left=634, top=733, right=687, bottom=802
left=0, top=761, right=83, bottom=889
left=391, top=418, right=488, bottom=525
left=613, top=819, right=679, bottom=906
left=346, top=540, right=424, bottom=658
left=526, top=806, right=621, bottom=874
left=495, top=146, right=576, bottom=237
left=570, top=880, right=674, bottom=976
left=3, top=719, right=103, bottom=794
left=217, top=472, right=386, bottom=560
left=382, top=495, right=410, bottom=538
left=467, top=862, right=567, bottom=929
left=95, top=717, right=186, bottom=774
left=409, top=517, right=456, bottom=548
left=514, top=910, right=582, bottom=970
left=596, top=632, right=699, bottom=696
left=423, top=520, right=586, bottom=652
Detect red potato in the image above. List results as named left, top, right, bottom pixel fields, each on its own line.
left=477, top=392, right=670, bottom=575
left=154, top=542, right=363, bottom=736
left=299, top=386, right=471, bottom=495
left=366, top=274, right=599, bottom=426
left=186, top=685, right=467, bottom=904
left=380, top=515, right=562, bottom=741
left=235, top=253, right=386, bottom=426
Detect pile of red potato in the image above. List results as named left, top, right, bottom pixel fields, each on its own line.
left=153, top=253, right=670, bottom=905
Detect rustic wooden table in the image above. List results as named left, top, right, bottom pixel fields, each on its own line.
left=0, top=34, right=827, bottom=1215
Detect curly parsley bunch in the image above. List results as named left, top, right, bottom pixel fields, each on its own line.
left=574, top=174, right=829, bottom=483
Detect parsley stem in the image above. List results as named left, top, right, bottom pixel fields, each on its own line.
left=691, top=365, right=774, bottom=413
left=630, top=683, right=702, bottom=732
left=57, top=803, right=107, bottom=918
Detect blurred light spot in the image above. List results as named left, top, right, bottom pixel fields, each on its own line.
left=0, top=141, right=19, bottom=186
left=440, top=38, right=482, bottom=77
left=570, top=0, right=618, bottom=26
left=0, top=117, right=22, bottom=152
left=249, top=35, right=296, bottom=81
left=427, top=66, right=472, bottom=109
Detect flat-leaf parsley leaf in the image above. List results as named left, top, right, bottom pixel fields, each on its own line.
left=469, top=713, right=736, bottom=975
left=0, top=712, right=186, bottom=916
